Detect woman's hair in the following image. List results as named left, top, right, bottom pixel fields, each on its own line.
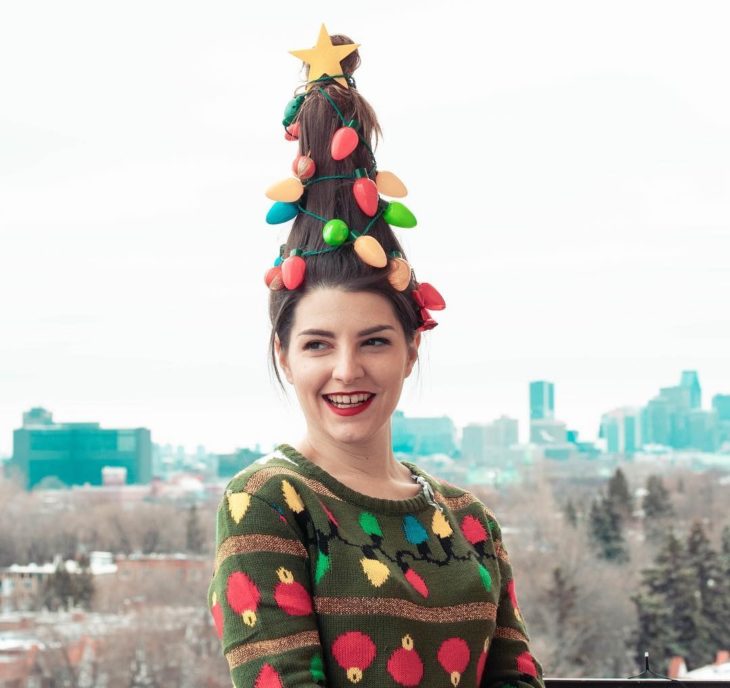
left=269, top=34, right=420, bottom=386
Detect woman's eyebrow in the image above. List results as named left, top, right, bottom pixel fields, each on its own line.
left=297, top=328, right=335, bottom=338
left=358, top=325, right=395, bottom=336
left=297, top=325, right=395, bottom=338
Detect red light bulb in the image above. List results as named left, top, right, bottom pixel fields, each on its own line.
left=331, top=121, right=359, bottom=160
left=281, top=250, right=306, bottom=289
left=352, top=169, right=379, bottom=216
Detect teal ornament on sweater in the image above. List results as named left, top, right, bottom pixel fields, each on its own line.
left=402, top=515, right=429, bottom=545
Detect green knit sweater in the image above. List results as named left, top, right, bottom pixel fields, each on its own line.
left=207, top=444, right=545, bottom=688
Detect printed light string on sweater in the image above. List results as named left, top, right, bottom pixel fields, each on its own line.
left=263, top=24, right=446, bottom=331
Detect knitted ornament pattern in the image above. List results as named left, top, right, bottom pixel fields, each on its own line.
left=208, top=445, right=545, bottom=687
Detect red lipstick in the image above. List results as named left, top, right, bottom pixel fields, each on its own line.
left=322, top=394, right=375, bottom=417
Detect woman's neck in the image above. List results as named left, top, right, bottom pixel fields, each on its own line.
left=294, top=425, right=410, bottom=486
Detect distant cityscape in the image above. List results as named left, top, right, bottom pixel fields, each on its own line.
left=2, top=369, right=729, bottom=492
left=2, top=370, right=730, bottom=684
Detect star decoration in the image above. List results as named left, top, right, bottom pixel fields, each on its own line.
left=289, top=24, right=360, bottom=90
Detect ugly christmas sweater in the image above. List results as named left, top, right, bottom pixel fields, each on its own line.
left=207, top=444, right=545, bottom=688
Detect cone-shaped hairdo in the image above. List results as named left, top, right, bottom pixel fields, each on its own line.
left=269, top=34, right=420, bottom=381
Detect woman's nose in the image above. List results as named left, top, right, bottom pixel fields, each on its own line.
left=332, top=347, right=365, bottom=383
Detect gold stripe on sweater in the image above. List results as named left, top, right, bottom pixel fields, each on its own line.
left=216, top=534, right=307, bottom=573
left=226, top=630, right=320, bottom=669
left=314, top=597, right=497, bottom=623
left=435, top=492, right=479, bottom=510
left=494, top=625, right=529, bottom=644
left=244, top=467, right=343, bottom=501
left=493, top=540, right=510, bottom=563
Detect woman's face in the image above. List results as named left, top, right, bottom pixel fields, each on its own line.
left=276, top=288, right=420, bottom=448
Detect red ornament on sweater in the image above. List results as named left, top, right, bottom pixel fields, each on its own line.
left=387, top=634, right=424, bottom=686
left=332, top=631, right=376, bottom=683
left=460, top=515, right=488, bottom=545
left=437, top=637, right=470, bottom=686
left=226, top=571, right=261, bottom=627
left=255, top=663, right=284, bottom=688
left=274, top=567, right=313, bottom=616
left=517, top=651, right=538, bottom=678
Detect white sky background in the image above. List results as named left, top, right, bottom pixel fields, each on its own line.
left=1, top=1, right=729, bottom=457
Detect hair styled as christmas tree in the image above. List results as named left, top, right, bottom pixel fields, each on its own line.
left=262, top=24, right=446, bottom=377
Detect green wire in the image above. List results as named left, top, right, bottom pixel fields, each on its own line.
left=294, top=206, right=386, bottom=257
left=303, top=166, right=377, bottom=187
left=316, top=87, right=376, bottom=159
left=280, top=76, right=385, bottom=261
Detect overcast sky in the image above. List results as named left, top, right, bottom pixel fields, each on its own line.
left=1, top=1, right=729, bottom=457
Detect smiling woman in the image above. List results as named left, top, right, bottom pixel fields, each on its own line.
left=207, top=27, right=545, bottom=688
left=275, top=289, right=420, bottom=481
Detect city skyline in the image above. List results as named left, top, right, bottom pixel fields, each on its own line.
left=2, top=2, right=729, bottom=456
left=5, top=368, right=729, bottom=465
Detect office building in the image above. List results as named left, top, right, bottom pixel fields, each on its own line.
left=529, top=381, right=554, bottom=420
left=392, top=410, right=457, bottom=456
left=680, top=370, right=702, bottom=409
left=7, top=408, right=152, bottom=489
left=462, top=416, right=519, bottom=465
left=600, top=407, right=642, bottom=455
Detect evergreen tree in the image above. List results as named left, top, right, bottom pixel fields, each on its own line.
left=185, top=504, right=205, bottom=554
left=40, top=560, right=75, bottom=610
left=39, top=556, right=95, bottom=611
left=589, top=495, right=629, bottom=563
left=607, top=468, right=633, bottom=519
left=719, top=525, right=730, bottom=637
left=563, top=499, right=578, bottom=527
left=633, top=530, right=703, bottom=671
left=686, top=521, right=728, bottom=661
left=720, top=525, right=730, bottom=578
left=546, top=566, right=578, bottom=639
left=643, top=475, right=674, bottom=520
left=642, top=475, right=674, bottom=541
left=72, top=553, right=96, bottom=610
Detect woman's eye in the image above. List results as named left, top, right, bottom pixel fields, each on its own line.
left=365, top=337, right=390, bottom=347
left=303, top=341, right=327, bottom=351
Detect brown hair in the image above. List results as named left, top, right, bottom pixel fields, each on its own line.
left=269, top=34, right=420, bottom=386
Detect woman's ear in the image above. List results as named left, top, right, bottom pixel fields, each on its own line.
left=405, top=330, right=421, bottom=378
left=274, top=335, right=294, bottom=384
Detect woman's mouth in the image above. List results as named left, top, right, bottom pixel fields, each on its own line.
left=322, top=392, right=375, bottom=416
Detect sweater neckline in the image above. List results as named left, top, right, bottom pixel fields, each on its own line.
left=276, top=444, right=435, bottom=515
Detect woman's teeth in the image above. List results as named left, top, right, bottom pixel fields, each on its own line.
left=324, top=393, right=373, bottom=407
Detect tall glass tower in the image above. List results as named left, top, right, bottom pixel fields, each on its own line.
left=529, top=381, right=555, bottom=420
left=680, top=370, right=702, bottom=409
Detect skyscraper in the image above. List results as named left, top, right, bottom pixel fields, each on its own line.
left=529, top=381, right=554, bottom=420
left=600, top=407, right=642, bottom=455
left=680, top=370, right=702, bottom=409
left=712, top=394, right=730, bottom=447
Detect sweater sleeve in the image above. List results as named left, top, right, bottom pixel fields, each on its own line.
left=207, top=485, right=326, bottom=687
left=481, top=514, right=545, bottom=688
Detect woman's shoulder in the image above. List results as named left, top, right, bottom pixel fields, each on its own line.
left=401, top=461, right=500, bottom=521
left=223, top=446, right=306, bottom=500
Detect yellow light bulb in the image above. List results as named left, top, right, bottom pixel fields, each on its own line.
left=387, top=258, right=411, bottom=291
left=354, top=236, right=387, bottom=268
left=265, top=177, right=304, bottom=203
left=376, top=171, right=407, bottom=198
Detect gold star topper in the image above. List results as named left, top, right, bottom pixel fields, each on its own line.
left=289, top=24, right=360, bottom=90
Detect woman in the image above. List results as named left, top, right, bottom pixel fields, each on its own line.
left=208, top=29, right=545, bottom=688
